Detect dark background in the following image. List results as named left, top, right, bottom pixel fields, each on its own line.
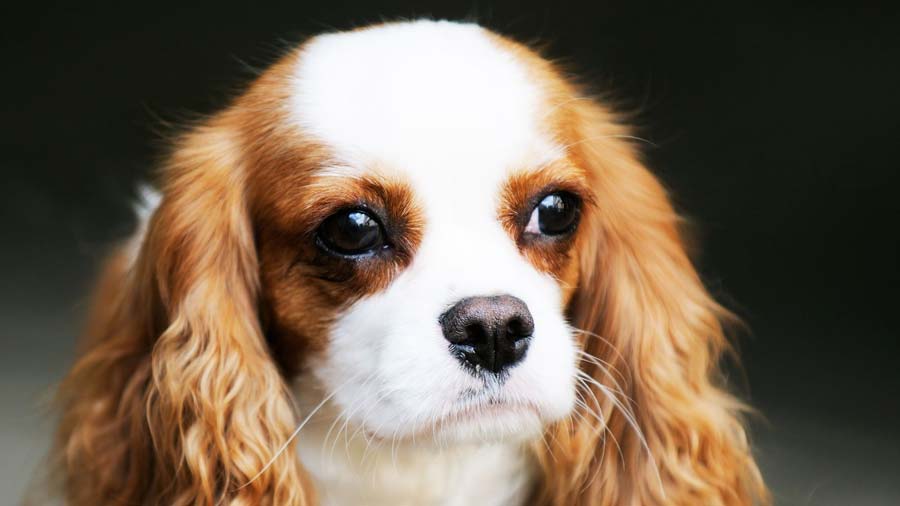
left=2, top=1, right=898, bottom=504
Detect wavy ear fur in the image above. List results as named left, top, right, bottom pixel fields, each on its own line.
left=53, top=121, right=312, bottom=505
left=532, top=102, right=768, bottom=506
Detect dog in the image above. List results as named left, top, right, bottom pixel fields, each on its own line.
left=52, top=20, right=767, bottom=506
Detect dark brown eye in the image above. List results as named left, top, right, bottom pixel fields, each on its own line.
left=317, top=208, right=385, bottom=255
left=525, top=192, right=580, bottom=236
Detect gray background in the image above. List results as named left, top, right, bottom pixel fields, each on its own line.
left=2, top=1, right=898, bottom=504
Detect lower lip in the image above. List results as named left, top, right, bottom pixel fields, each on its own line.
left=364, top=403, right=540, bottom=440
left=434, top=402, right=539, bottom=427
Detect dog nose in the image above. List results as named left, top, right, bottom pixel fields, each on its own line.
left=439, top=295, right=534, bottom=374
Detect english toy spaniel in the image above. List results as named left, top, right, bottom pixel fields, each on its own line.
left=53, top=20, right=768, bottom=506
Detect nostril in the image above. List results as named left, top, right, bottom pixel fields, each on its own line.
left=464, top=322, right=488, bottom=343
left=507, top=311, right=535, bottom=338
left=505, top=317, right=529, bottom=340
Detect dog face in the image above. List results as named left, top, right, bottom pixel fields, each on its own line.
left=251, top=22, right=591, bottom=443
left=53, top=20, right=768, bottom=506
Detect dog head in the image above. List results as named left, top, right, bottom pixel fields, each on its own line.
left=54, top=20, right=767, bottom=506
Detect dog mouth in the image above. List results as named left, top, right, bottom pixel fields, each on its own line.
left=394, top=398, right=543, bottom=441
left=439, top=400, right=539, bottom=425
left=356, top=397, right=542, bottom=443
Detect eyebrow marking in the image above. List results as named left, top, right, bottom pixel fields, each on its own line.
left=496, top=161, right=593, bottom=278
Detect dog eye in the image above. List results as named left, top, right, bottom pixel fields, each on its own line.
left=317, top=209, right=385, bottom=255
left=525, top=192, right=580, bottom=236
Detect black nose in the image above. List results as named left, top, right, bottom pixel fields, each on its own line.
left=439, top=295, right=534, bottom=374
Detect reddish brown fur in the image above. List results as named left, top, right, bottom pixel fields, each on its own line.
left=53, top=119, right=315, bottom=505
left=257, top=171, right=424, bottom=375
left=50, top=25, right=768, bottom=506
left=498, top=161, right=594, bottom=301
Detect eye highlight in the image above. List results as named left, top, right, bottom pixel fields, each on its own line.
left=524, top=192, right=580, bottom=236
left=317, top=208, right=386, bottom=256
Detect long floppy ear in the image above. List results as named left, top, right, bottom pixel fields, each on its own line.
left=53, top=122, right=312, bottom=505
left=533, top=102, right=768, bottom=506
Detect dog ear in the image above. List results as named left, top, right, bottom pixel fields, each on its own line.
left=532, top=101, right=768, bottom=506
left=53, top=121, right=313, bottom=505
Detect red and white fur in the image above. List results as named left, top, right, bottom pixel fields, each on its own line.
left=52, top=20, right=767, bottom=506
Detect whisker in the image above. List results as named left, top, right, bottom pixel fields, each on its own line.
left=321, top=373, right=380, bottom=463
left=239, top=384, right=343, bottom=489
left=550, top=134, right=658, bottom=158
left=358, top=386, right=402, bottom=463
left=320, top=372, right=377, bottom=461
left=572, top=349, right=637, bottom=418
left=571, top=377, right=623, bottom=497
left=338, top=369, right=398, bottom=457
left=571, top=328, right=632, bottom=376
left=539, top=95, right=594, bottom=121
left=575, top=371, right=666, bottom=498
left=574, top=349, right=630, bottom=393
left=575, top=377, right=623, bottom=463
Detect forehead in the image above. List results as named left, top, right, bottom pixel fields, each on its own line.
left=289, top=21, right=560, bottom=187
